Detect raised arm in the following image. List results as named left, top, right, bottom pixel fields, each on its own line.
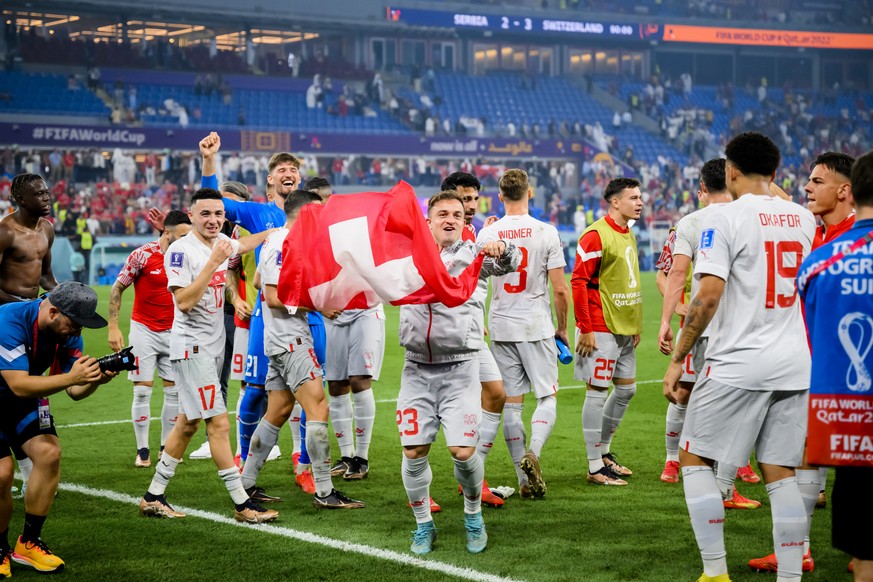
left=200, top=131, right=221, bottom=183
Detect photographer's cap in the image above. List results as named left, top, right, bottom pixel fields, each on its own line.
left=48, top=281, right=108, bottom=329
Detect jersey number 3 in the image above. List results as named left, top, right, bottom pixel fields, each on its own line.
left=503, top=247, right=529, bottom=294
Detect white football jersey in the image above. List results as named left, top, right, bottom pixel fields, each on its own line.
left=674, top=202, right=728, bottom=337
left=694, top=194, right=815, bottom=390
left=165, top=232, right=240, bottom=360
left=477, top=214, right=565, bottom=342
left=259, top=228, right=312, bottom=356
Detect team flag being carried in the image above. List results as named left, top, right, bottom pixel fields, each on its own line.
left=278, top=181, right=485, bottom=311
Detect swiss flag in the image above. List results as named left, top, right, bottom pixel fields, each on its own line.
left=278, top=181, right=484, bottom=311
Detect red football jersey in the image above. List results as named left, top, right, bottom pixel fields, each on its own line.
left=116, top=241, right=174, bottom=332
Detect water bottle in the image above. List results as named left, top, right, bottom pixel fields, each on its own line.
left=555, top=336, right=573, bottom=365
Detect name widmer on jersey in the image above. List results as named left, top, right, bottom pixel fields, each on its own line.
left=498, top=228, right=533, bottom=239
left=759, top=213, right=802, bottom=228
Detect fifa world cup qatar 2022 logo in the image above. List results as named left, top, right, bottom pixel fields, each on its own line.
left=838, top=312, right=873, bottom=393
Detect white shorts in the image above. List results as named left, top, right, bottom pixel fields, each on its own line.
left=265, top=345, right=324, bottom=394
left=691, top=337, right=708, bottom=381
left=574, top=331, right=636, bottom=388
left=128, top=321, right=173, bottom=383
left=681, top=377, right=807, bottom=468
left=174, top=356, right=227, bottom=420
left=491, top=340, right=559, bottom=399
left=396, top=359, right=481, bottom=447
left=478, top=347, right=502, bottom=384
left=675, top=330, right=707, bottom=384
left=230, top=327, right=249, bottom=381
left=324, top=312, right=385, bottom=381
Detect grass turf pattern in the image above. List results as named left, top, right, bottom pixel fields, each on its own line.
left=7, top=273, right=846, bottom=581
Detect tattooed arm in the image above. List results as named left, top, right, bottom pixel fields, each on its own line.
left=663, top=274, right=724, bottom=402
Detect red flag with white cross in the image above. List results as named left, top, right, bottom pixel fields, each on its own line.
left=278, top=181, right=484, bottom=311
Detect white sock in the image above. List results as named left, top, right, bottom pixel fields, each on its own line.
left=529, top=395, right=556, bottom=458
left=817, top=467, right=828, bottom=493
left=502, top=403, right=527, bottom=485
left=289, top=402, right=302, bottom=455
left=17, top=457, right=32, bottom=486
left=582, top=390, right=607, bottom=472
left=600, top=383, right=636, bottom=455
left=714, top=461, right=739, bottom=501
left=219, top=467, right=249, bottom=505
left=161, top=385, right=179, bottom=448
left=665, top=402, right=686, bottom=462
left=682, top=465, right=727, bottom=577
left=352, top=389, right=376, bottom=460
left=241, top=420, right=280, bottom=489
left=795, top=469, right=821, bottom=554
left=402, top=455, right=433, bottom=524
left=767, top=476, right=806, bottom=579
left=306, top=421, right=333, bottom=497
left=330, top=392, right=354, bottom=458
left=132, top=384, right=152, bottom=450
left=147, top=453, right=180, bottom=496
left=477, top=410, right=501, bottom=462
left=453, top=455, right=484, bottom=514
left=235, top=387, right=245, bottom=455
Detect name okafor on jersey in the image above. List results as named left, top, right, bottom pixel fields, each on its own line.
left=258, top=228, right=312, bottom=356
left=165, top=232, right=240, bottom=361
left=477, top=214, right=565, bottom=342
left=673, top=203, right=729, bottom=337
left=694, top=194, right=814, bottom=390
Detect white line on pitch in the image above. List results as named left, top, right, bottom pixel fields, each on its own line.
left=57, top=482, right=522, bottom=582
left=56, top=410, right=239, bottom=429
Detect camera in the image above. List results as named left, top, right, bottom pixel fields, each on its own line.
left=97, top=346, right=138, bottom=373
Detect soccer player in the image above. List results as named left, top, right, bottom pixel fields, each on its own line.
left=324, top=294, right=383, bottom=482
left=0, top=173, right=59, bottom=493
left=0, top=282, right=115, bottom=575
left=109, top=210, right=192, bottom=468
left=572, top=177, right=643, bottom=486
left=241, top=190, right=364, bottom=509
left=441, top=171, right=507, bottom=507
left=301, top=176, right=332, bottom=201
left=656, top=158, right=762, bottom=509
left=138, top=188, right=276, bottom=523
left=477, top=169, right=569, bottom=498
left=747, top=151, right=856, bottom=574
left=653, top=225, right=696, bottom=481
left=798, top=149, right=873, bottom=581
left=664, top=132, right=815, bottom=582
left=805, top=151, right=855, bottom=510
left=0, top=174, right=58, bottom=303
left=398, top=191, right=520, bottom=554
left=199, top=133, right=316, bottom=492
left=187, top=181, right=260, bottom=463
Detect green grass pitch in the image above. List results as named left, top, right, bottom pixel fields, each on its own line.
left=7, top=273, right=848, bottom=581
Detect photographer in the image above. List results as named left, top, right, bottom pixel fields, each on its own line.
left=0, top=281, right=116, bottom=576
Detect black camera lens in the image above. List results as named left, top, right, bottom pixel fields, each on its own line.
left=97, top=346, right=138, bottom=373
